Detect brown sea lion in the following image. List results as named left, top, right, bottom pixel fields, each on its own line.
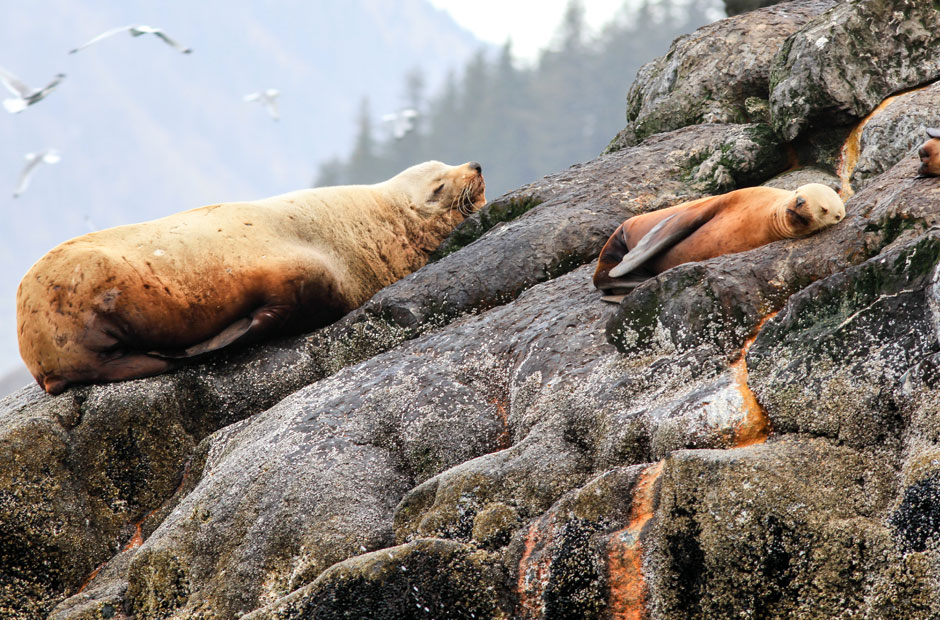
left=17, top=160, right=486, bottom=395
left=917, top=127, right=940, bottom=177
left=593, top=183, right=845, bottom=303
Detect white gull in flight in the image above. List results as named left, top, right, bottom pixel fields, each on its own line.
left=13, top=149, right=61, bottom=198
left=381, top=108, right=418, bottom=139
left=70, top=25, right=193, bottom=54
left=0, top=66, right=65, bottom=113
left=244, top=89, right=280, bottom=120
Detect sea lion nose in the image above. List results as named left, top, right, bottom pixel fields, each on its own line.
left=468, top=161, right=482, bottom=174
left=920, top=147, right=929, bottom=159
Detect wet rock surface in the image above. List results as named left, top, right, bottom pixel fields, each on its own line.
left=847, top=81, right=940, bottom=192
left=770, top=0, right=940, bottom=142
left=6, top=1, right=940, bottom=618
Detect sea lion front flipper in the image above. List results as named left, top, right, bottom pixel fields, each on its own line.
left=152, top=304, right=293, bottom=358
left=149, top=317, right=252, bottom=358
left=607, top=213, right=685, bottom=277
left=608, top=200, right=720, bottom=278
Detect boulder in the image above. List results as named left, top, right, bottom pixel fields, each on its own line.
left=244, top=539, right=511, bottom=620
left=607, top=0, right=836, bottom=150
left=846, top=81, right=940, bottom=192
left=648, top=438, right=900, bottom=619
left=770, top=0, right=940, bottom=141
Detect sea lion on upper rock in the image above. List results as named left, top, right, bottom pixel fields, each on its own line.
left=917, top=127, right=940, bottom=177
left=17, top=160, right=486, bottom=395
left=593, top=183, right=845, bottom=303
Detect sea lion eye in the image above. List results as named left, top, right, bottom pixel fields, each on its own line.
left=433, top=183, right=445, bottom=195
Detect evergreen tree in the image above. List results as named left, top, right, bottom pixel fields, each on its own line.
left=313, top=0, right=721, bottom=198
left=346, top=98, right=382, bottom=184
left=313, top=156, right=344, bottom=188
left=381, top=67, right=427, bottom=170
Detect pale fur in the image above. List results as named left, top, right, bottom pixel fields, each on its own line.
left=17, top=160, right=485, bottom=393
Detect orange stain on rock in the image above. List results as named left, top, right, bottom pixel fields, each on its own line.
left=77, top=460, right=194, bottom=594
left=517, top=520, right=554, bottom=619
left=607, top=461, right=663, bottom=620
left=123, top=519, right=148, bottom=551
left=837, top=84, right=931, bottom=198
left=730, top=312, right=778, bottom=448
left=75, top=560, right=108, bottom=594
left=489, top=397, right=512, bottom=449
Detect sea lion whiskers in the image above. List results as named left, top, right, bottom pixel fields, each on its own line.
left=454, top=183, right=475, bottom=216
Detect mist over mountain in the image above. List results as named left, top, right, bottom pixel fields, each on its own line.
left=0, top=0, right=486, bottom=382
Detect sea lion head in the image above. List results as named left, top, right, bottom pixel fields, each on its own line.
left=784, top=183, right=845, bottom=236
left=394, top=160, right=487, bottom=217
left=918, top=128, right=940, bottom=177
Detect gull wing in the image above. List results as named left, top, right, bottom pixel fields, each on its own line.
left=263, top=98, right=279, bottom=120
left=13, top=154, right=43, bottom=198
left=70, top=25, right=134, bottom=53
left=13, top=149, right=59, bottom=197
left=40, top=73, right=66, bottom=95
left=0, top=65, right=32, bottom=97
left=148, top=29, right=193, bottom=53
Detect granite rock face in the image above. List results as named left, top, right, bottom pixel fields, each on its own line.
left=6, top=1, right=940, bottom=619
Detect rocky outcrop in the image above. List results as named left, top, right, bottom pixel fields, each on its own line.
left=0, top=120, right=789, bottom=619
left=770, top=0, right=940, bottom=142
left=6, top=1, right=940, bottom=619
left=607, top=0, right=837, bottom=150
left=845, top=81, right=940, bottom=191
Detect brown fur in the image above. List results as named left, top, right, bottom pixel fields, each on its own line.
left=17, top=160, right=486, bottom=394
left=918, top=128, right=940, bottom=177
left=593, top=184, right=844, bottom=299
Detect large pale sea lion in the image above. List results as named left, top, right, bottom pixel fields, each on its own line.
left=593, top=183, right=845, bottom=302
left=18, top=160, right=486, bottom=395
left=918, top=127, right=940, bottom=177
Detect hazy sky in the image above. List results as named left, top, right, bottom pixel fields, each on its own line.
left=428, top=0, right=630, bottom=60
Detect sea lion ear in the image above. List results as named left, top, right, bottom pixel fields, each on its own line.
left=926, top=127, right=940, bottom=140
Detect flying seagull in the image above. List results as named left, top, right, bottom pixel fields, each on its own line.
left=13, top=149, right=61, bottom=198
left=244, top=89, right=280, bottom=120
left=381, top=108, right=418, bottom=139
left=0, top=66, right=65, bottom=113
left=70, top=25, right=192, bottom=54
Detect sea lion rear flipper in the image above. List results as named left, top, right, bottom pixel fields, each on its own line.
left=608, top=201, right=720, bottom=278
left=594, top=221, right=659, bottom=295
